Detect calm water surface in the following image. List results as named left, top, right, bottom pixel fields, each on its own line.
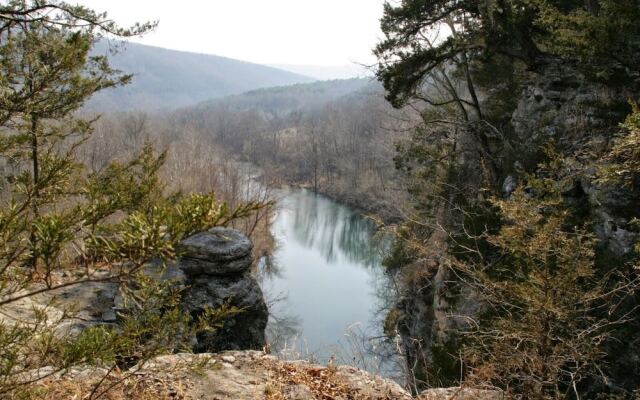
left=260, top=188, right=398, bottom=375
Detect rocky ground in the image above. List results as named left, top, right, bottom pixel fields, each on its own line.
left=35, top=350, right=500, bottom=400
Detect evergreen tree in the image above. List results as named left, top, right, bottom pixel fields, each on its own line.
left=375, top=0, right=640, bottom=108
left=0, top=2, right=264, bottom=397
left=375, top=1, right=640, bottom=394
left=460, top=152, right=639, bottom=398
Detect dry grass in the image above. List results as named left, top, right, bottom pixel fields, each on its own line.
left=265, top=363, right=347, bottom=400
left=25, top=370, right=191, bottom=400
left=263, top=361, right=397, bottom=400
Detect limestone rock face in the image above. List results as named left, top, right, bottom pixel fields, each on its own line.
left=394, top=59, right=640, bottom=390
left=509, top=60, right=640, bottom=258
left=177, top=227, right=268, bottom=352
left=178, top=227, right=254, bottom=276
left=511, top=60, right=632, bottom=154
left=502, top=175, right=516, bottom=196
left=509, top=61, right=640, bottom=258
left=0, top=272, right=120, bottom=337
left=395, top=257, right=481, bottom=387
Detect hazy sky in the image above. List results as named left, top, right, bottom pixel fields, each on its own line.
left=75, top=0, right=386, bottom=67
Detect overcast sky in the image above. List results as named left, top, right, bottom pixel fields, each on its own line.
left=75, top=0, right=386, bottom=67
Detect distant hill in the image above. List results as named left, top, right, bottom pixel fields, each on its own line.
left=191, top=78, right=376, bottom=117
left=269, top=64, right=373, bottom=80
left=86, top=41, right=316, bottom=111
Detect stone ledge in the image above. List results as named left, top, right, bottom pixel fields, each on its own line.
left=34, top=351, right=503, bottom=399
left=180, top=227, right=253, bottom=262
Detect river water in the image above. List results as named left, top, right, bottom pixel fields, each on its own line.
left=259, top=187, right=401, bottom=377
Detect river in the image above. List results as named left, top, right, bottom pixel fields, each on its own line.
left=259, top=187, right=401, bottom=378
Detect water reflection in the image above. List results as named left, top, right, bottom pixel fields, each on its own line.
left=285, top=189, right=385, bottom=267
left=260, top=188, right=402, bottom=379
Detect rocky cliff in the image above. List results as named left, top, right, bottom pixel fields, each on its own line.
left=392, top=59, right=640, bottom=389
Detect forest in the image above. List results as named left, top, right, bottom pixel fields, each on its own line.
left=0, top=0, right=639, bottom=399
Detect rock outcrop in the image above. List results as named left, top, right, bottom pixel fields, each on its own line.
left=417, top=388, right=503, bottom=400
left=392, top=58, right=640, bottom=390
left=511, top=60, right=640, bottom=257
left=511, top=60, right=631, bottom=154
left=394, top=231, right=481, bottom=387
left=510, top=60, right=640, bottom=260
left=2, top=227, right=269, bottom=354
left=177, top=227, right=268, bottom=352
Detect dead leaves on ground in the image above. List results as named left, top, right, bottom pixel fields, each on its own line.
left=29, top=370, right=191, bottom=400
left=265, top=362, right=398, bottom=400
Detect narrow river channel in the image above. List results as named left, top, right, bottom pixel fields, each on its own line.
left=259, top=187, right=401, bottom=378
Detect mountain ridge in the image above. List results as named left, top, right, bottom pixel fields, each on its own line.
left=86, top=41, right=316, bottom=111
left=268, top=63, right=372, bottom=80
left=190, top=77, right=376, bottom=117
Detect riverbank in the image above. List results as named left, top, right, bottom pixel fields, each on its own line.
left=312, top=184, right=403, bottom=225
left=270, top=179, right=403, bottom=225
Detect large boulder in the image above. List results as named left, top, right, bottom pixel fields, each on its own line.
left=178, top=227, right=254, bottom=276
left=0, top=228, right=269, bottom=365
left=177, top=227, right=268, bottom=352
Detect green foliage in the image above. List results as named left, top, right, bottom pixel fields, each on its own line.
left=114, top=274, right=226, bottom=368
left=0, top=0, right=156, bottom=39
left=599, top=102, right=640, bottom=188
left=531, top=1, right=640, bottom=77
left=394, top=121, right=459, bottom=220
left=383, top=308, right=401, bottom=338
left=376, top=0, right=640, bottom=396
left=382, top=238, right=415, bottom=270
left=0, top=2, right=265, bottom=398
left=62, top=327, right=116, bottom=367
left=463, top=190, right=593, bottom=396
left=428, top=343, right=461, bottom=388
left=375, top=0, right=640, bottom=107
left=457, top=151, right=639, bottom=397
